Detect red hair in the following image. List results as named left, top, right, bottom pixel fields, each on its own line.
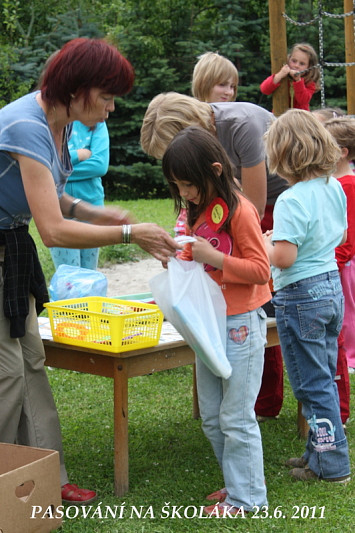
left=41, top=38, right=134, bottom=114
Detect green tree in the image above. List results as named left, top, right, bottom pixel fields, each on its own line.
left=0, top=0, right=350, bottom=198
left=0, top=1, right=107, bottom=105
left=104, top=0, right=273, bottom=199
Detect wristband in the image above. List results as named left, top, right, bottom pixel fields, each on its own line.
left=122, top=224, right=131, bottom=244
left=69, top=198, right=82, bottom=218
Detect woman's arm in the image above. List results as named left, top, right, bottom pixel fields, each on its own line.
left=241, top=161, right=267, bottom=219
left=18, top=154, right=179, bottom=262
left=59, top=192, right=131, bottom=225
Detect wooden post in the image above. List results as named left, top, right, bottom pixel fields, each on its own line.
left=113, top=361, right=129, bottom=496
left=297, top=401, right=309, bottom=439
left=344, top=0, right=355, bottom=114
left=268, top=0, right=289, bottom=116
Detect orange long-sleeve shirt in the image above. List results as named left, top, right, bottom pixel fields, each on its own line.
left=179, top=195, right=271, bottom=315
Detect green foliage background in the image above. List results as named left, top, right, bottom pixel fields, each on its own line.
left=0, top=0, right=350, bottom=199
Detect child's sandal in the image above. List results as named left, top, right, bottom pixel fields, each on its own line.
left=205, top=487, right=227, bottom=502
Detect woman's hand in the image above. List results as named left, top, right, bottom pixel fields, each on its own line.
left=131, top=223, right=180, bottom=263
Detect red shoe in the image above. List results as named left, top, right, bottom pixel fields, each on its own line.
left=206, top=487, right=227, bottom=502
left=203, top=502, right=247, bottom=517
left=203, top=502, right=248, bottom=518
left=61, top=483, right=97, bottom=504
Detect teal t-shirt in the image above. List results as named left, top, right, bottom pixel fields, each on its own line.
left=271, top=177, right=347, bottom=291
left=64, top=120, right=109, bottom=206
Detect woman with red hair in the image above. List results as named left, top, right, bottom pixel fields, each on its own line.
left=0, top=38, right=178, bottom=504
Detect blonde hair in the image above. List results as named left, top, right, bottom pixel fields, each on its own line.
left=264, top=109, right=340, bottom=183
left=288, top=43, right=320, bottom=88
left=324, top=116, right=355, bottom=161
left=191, top=52, right=238, bottom=102
left=312, top=107, right=345, bottom=122
left=140, top=92, right=213, bottom=159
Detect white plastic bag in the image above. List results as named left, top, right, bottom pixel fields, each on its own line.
left=49, top=264, right=107, bottom=301
left=149, top=257, right=231, bottom=379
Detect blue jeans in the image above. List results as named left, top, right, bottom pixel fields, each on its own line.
left=272, top=271, right=350, bottom=479
left=196, top=308, right=268, bottom=510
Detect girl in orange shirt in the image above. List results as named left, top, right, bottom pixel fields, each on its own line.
left=162, top=126, right=271, bottom=516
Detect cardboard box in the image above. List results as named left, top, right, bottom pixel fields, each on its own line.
left=0, top=443, right=62, bottom=533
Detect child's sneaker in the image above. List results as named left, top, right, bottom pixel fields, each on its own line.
left=285, top=456, right=307, bottom=468
left=289, top=467, right=350, bottom=484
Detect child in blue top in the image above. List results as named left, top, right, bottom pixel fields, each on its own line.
left=263, top=109, right=350, bottom=483
left=50, top=120, right=109, bottom=270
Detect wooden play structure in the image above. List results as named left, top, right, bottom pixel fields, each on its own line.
left=268, top=0, right=355, bottom=115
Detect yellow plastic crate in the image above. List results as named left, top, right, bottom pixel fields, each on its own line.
left=44, top=297, right=163, bottom=353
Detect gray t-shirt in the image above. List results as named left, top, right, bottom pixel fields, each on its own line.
left=210, top=102, right=288, bottom=205
left=0, top=91, right=72, bottom=229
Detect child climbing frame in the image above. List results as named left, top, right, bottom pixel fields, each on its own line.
left=268, top=0, right=355, bottom=115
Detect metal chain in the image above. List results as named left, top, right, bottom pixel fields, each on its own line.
left=322, top=10, right=354, bottom=18
left=282, top=12, right=319, bottom=26
left=297, top=61, right=355, bottom=76
left=318, top=1, right=325, bottom=107
left=283, top=4, right=354, bottom=25
left=282, top=0, right=355, bottom=107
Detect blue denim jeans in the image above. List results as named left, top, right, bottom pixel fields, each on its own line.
left=196, top=307, right=268, bottom=510
left=272, top=271, right=350, bottom=479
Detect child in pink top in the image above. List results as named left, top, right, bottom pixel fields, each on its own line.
left=260, top=43, right=319, bottom=111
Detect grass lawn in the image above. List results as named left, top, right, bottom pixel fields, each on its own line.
left=30, top=199, right=354, bottom=532
left=47, top=365, right=354, bottom=532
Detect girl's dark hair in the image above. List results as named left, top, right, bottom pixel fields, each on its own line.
left=162, top=126, right=241, bottom=230
left=41, top=38, right=134, bottom=115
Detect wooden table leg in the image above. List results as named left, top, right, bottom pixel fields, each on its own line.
left=113, top=361, right=129, bottom=496
left=297, top=401, right=309, bottom=439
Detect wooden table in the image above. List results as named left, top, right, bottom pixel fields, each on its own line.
left=42, top=317, right=305, bottom=497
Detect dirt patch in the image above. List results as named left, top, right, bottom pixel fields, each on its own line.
left=98, top=258, right=165, bottom=297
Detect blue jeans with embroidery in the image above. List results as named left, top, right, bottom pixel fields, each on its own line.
left=272, top=271, right=350, bottom=479
left=196, top=308, right=268, bottom=510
